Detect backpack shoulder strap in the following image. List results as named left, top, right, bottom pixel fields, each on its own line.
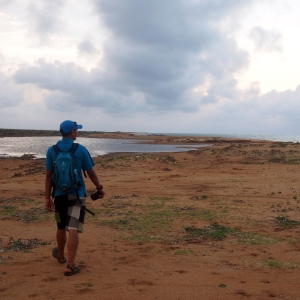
left=69, top=143, right=86, bottom=178
left=53, top=144, right=60, bottom=155
left=69, top=143, right=79, bottom=154
left=53, top=143, right=79, bottom=154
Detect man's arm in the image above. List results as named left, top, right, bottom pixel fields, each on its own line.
left=45, top=170, right=54, bottom=211
left=86, top=169, right=105, bottom=198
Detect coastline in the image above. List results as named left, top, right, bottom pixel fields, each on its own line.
left=0, top=131, right=263, bottom=159
left=1, top=128, right=300, bottom=143
left=1, top=135, right=300, bottom=299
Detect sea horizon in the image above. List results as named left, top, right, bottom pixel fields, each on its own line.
left=1, top=128, right=299, bottom=143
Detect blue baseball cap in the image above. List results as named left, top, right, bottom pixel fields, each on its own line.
left=60, top=120, right=83, bottom=135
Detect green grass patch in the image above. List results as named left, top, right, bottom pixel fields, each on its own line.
left=16, top=207, right=53, bottom=223
left=184, top=223, right=281, bottom=245
left=96, top=196, right=221, bottom=242
left=184, top=223, right=235, bottom=240
left=93, top=195, right=284, bottom=246
left=274, top=216, right=300, bottom=228
left=263, top=260, right=298, bottom=269
left=174, top=249, right=195, bottom=255
left=236, top=232, right=281, bottom=245
left=179, top=208, right=216, bottom=220
left=149, top=196, right=173, bottom=202
left=7, top=237, right=51, bottom=251
left=0, top=205, right=17, bottom=216
left=265, top=260, right=282, bottom=268
left=97, top=208, right=174, bottom=242
left=0, top=205, right=52, bottom=222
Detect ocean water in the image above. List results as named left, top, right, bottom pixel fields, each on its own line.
left=0, top=133, right=298, bottom=159
left=0, top=136, right=210, bottom=158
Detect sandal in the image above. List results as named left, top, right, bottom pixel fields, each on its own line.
left=64, top=265, right=81, bottom=276
left=52, top=247, right=67, bottom=264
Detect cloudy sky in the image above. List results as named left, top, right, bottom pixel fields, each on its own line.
left=1, top=0, right=300, bottom=135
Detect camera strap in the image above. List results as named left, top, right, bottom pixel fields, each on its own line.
left=75, top=189, right=95, bottom=216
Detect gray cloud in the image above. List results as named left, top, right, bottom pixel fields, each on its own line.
left=0, top=73, right=23, bottom=108
left=0, top=52, right=4, bottom=68
left=13, top=0, right=296, bottom=131
left=12, top=1, right=254, bottom=115
left=0, top=0, right=14, bottom=8
left=77, top=39, right=99, bottom=56
left=13, top=59, right=149, bottom=115
left=93, top=0, right=250, bottom=47
left=260, top=86, right=300, bottom=118
left=89, top=0, right=251, bottom=111
left=14, top=59, right=91, bottom=97
left=248, top=26, right=283, bottom=52
left=26, top=0, right=66, bottom=37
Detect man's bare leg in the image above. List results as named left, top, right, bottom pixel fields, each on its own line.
left=56, top=229, right=66, bottom=259
left=66, top=229, right=79, bottom=270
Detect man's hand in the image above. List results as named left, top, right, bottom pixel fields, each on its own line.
left=45, top=197, right=54, bottom=212
left=97, top=189, right=105, bottom=199
left=90, top=189, right=105, bottom=200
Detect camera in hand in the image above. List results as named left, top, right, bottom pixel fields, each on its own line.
left=90, top=190, right=102, bottom=201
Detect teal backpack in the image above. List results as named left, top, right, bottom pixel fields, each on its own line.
left=52, top=143, right=80, bottom=193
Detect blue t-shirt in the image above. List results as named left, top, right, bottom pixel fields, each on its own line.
left=46, top=138, right=95, bottom=197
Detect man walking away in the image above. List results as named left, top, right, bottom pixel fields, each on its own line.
left=45, top=120, right=105, bottom=276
